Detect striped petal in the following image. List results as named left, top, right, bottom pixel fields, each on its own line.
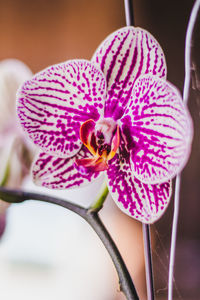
left=17, top=60, right=106, bottom=158
left=120, top=74, right=193, bottom=184
left=106, top=141, right=172, bottom=223
left=32, top=146, right=101, bottom=189
left=92, top=26, right=166, bottom=120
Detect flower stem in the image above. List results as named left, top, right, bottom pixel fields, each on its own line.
left=0, top=187, right=87, bottom=217
left=90, top=180, right=109, bottom=211
left=0, top=187, right=139, bottom=300
left=0, top=161, right=10, bottom=187
left=86, top=211, right=139, bottom=300
left=142, top=224, right=154, bottom=300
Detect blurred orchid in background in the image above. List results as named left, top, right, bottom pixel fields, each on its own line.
left=17, top=27, right=192, bottom=223
left=0, top=59, right=34, bottom=237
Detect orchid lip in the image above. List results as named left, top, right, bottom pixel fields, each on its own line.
left=77, top=118, right=120, bottom=172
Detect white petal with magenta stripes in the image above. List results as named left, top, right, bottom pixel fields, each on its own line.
left=120, top=74, right=193, bottom=184
left=17, top=60, right=106, bottom=158
left=106, top=148, right=172, bottom=224
left=92, top=26, right=166, bottom=119
left=32, top=147, right=102, bottom=189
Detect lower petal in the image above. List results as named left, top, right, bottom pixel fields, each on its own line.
left=106, top=145, right=172, bottom=223
left=32, top=146, right=101, bottom=189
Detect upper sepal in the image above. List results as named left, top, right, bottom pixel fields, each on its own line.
left=92, top=26, right=167, bottom=119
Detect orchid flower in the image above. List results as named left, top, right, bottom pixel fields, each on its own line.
left=0, top=59, right=34, bottom=237
left=0, top=59, right=33, bottom=188
left=16, top=27, right=192, bottom=223
left=0, top=59, right=33, bottom=219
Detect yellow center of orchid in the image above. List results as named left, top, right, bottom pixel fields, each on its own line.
left=76, top=118, right=120, bottom=173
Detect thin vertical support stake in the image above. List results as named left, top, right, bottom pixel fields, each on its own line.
left=124, top=0, right=134, bottom=26
left=142, top=224, right=155, bottom=300
left=168, top=1, right=200, bottom=299
left=124, top=1, right=155, bottom=299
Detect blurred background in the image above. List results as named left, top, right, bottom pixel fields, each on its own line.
left=0, top=0, right=199, bottom=299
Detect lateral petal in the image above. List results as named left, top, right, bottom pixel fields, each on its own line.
left=17, top=60, right=106, bottom=158
left=120, top=74, right=193, bottom=184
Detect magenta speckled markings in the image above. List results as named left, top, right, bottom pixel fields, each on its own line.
left=92, top=27, right=166, bottom=120
left=17, top=26, right=193, bottom=223
left=106, top=139, right=172, bottom=223
left=120, top=74, right=192, bottom=184
left=17, top=60, right=106, bottom=158
left=32, top=146, right=101, bottom=189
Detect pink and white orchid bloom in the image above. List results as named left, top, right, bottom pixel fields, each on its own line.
left=0, top=59, right=34, bottom=237
left=0, top=59, right=33, bottom=188
left=17, top=27, right=192, bottom=223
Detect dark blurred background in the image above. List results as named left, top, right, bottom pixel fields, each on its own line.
left=0, top=0, right=199, bottom=299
